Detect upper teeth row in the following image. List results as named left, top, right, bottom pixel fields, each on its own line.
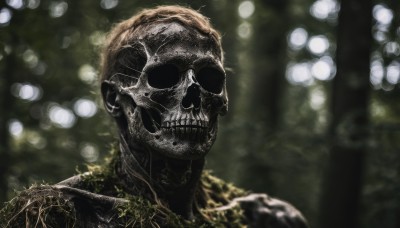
left=162, top=111, right=209, bottom=128
left=161, top=119, right=208, bottom=128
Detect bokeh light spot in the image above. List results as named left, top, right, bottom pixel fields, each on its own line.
left=373, top=30, right=387, bottom=43
left=373, top=4, right=393, bottom=25
left=74, top=99, right=98, bottom=118
left=89, top=31, right=106, bottom=46
left=78, top=64, right=97, bottom=84
left=286, top=62, right=313, bottom=86
left=49, top=1, right=68, bottom=18
left=307, top=35, right=329, bottom=55
left=6, top=0, right=24, bottom=9
left=22, top=49, right=39, bottom=68
left=8, top=119, right=23, bottom=137
left=11, top=83, right=42, bottom=101
left=310, top=0, right=339, bottom=20
left=27, top=0, right=40, bottom=9
left=100, top=0, right=118, bottom=9
left=237, top=22, right=252, bottom=39
left=384, top=42, right=400, bottom=56
left=386, top=61, right=400, bottom=84
left=0, top=8, right=12, bottom=26
left=309, top=88, right=326, bottom=110
left=238, top=1, right=255, bottom=19
left=80, top=143, right=99, bottom=163
left=288, top=27, right=308, bottom=50
left=311, top=56, right=335, bottom=81
left=370, top=59, right=384, bottom=86
left=48, top=104, right=76, bottom=128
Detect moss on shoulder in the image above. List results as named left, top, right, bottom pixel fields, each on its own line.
left=0, top=171, right=249, bottom=227
left=0, top=185, right=76, bottom=228
left=1, top=145, right=249, bottom=228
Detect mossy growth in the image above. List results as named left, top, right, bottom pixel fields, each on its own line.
left=75, top=166, right=248, bottom=227
left=1, top=147, right=249, bottom=227
left=0, top=185, right=76, bottom=227
left=110, top=170, right=248, bottom=227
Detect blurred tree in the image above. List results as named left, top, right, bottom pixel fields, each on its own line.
left=319, top=0, right=372, bottom=227
left=0, top=0, right=118, bottom=203
left=0, top=38, right=16, bottom=204
left=359, top=1, right=400, bottom=227
left=237, top=0, right=290, bottom=193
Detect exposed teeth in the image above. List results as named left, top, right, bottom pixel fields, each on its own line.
left=160, top=107, right=214, bottom=138
left=161, top=113, right=209, bottom=140
left=161, top=119, right=208, bottom=128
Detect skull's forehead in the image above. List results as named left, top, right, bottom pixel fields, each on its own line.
left=136, top=22, right=221, bottom=65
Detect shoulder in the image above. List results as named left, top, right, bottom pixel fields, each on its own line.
left=0, top=185, right=76, bottom=227
left=199, top=172, right=309, bottom=228
left=200, top=170, right=248, bottom=203
left=234, top=193, right=309, bottom=228
left=1, top=173, right=129, bottom=228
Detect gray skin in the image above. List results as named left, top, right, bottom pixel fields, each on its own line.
left=101, top=22, right=228, bottom=218
left=55, top=22, right=309, bottom=227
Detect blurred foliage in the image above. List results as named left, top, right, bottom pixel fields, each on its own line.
left=0, top=0, right=399, bottom=227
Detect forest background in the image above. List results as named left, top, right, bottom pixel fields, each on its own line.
left=0, top=0, right=399, bottom=227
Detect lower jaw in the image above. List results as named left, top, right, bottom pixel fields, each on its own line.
left=155, top=140, right=211, bottom=160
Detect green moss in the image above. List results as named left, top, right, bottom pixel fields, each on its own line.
left=0, top=171, right=248, bottom=227
left=114, top=179, right=247, bottom=227
left=196, top=171, right=248, bottom=227
left=113, top=170, right=247, bottom=227
left=75, top=167, right=248, bottom=227
left=1, top=145, right=249, bottom=227
left=0, top=185, right=76, bottom=228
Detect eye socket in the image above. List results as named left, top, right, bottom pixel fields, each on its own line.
left=196, top=67, right=225, bottom=94
left=147, top=64, right=180, bottom=89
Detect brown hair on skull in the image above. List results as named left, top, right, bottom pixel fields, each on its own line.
left=100, top=5, right=223, bottom=83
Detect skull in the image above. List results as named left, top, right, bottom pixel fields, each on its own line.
left=102, top=22, right=228, bottom=160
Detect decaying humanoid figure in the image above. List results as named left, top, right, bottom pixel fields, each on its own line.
left=1, top=6, right=309, bottom=227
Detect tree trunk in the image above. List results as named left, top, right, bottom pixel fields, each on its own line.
left=238, top=0, right=290, bottom=192
left=319, top=0, right=372, bottom=227
left=0, top=49, right=15, bottom=204
left=247, top=0, right=288, bottom=129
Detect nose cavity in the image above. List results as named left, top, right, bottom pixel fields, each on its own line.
left=182, top=84, right=201, bottom=109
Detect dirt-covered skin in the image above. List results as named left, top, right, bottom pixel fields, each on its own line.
left=1, top=6, right=309, bottom=227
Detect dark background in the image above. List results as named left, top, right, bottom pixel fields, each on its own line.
left=1, top=0, right=399, bottom=227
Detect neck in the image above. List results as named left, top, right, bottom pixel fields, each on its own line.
left=116, top=138, right=205, bottom=219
